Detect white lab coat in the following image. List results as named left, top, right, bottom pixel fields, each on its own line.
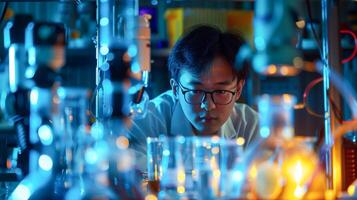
left=127, top=90, right=259, bottom=171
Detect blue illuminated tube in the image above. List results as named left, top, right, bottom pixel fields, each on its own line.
left=9, top=21, right=67, bottom=199
left=129, top=14, right=151, bottom=119
left=10, top=88, right=55, bottom=200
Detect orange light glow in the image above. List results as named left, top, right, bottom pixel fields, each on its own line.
left=236, top=137, right=245, bottom=146
left=348, top=184, right=355, bottom=196
left=280, top=66, right=289, bottom=76
left=293, top=161, right=303, bottom=184
left=249, top=164, right=257, bottom=179
left=267, top=65, right=277, bottom=74
left=177, top=169, right=186, bottom=183
left=177, top=186, right=185, bottom=194
left=294, top=185, right=306, bottom=198
left=281, top=145, right=318, bottom=199
left=145, top=194, right=158, bottom=200
left=116, top=136, right=129, bottom=149
left=6, top=159, right=12, bottom=169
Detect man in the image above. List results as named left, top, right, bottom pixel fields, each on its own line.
left=128, top=25, right=259, bottom=167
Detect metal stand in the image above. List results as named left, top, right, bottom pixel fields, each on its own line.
left=321, top=0, right=342, bottom=191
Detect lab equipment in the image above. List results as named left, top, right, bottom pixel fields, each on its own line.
left=252, top=0, right=304, bottom=76
left=9, top=21, right=67, bottom=199
left=146, top=136, right=163, bottom=194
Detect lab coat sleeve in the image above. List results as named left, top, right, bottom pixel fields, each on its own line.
left=127, top=91, right=175, bottom=172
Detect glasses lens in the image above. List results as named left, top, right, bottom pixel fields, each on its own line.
left=185, top=91, right=204, bottom=104
left=213, top=91, right=233, bottom=105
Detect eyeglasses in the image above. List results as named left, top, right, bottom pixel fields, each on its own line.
left=178, top=82, right=237, bottom=105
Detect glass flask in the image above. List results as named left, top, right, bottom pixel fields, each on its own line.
left=247, top=94, right=297, bottom=199
left=159, top=136, right=196, bottom=200
left=193, top=136, right=221, bottom=200
left=192, top=137, right=246, bottom=200
left=146, top=137, right=163, bottom=195
left=56, top=87, right=116, bottom=200
left=246, top=94, right=324, bottom=199
left=218, top=139, right=245, bottom=199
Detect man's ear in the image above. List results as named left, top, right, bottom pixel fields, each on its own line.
left=235, top=80, right=245, bottom=100
left=170, top=78, right=179, bottom=99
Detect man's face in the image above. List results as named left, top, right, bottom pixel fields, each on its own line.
left=172, top=56, right=243, bottom=136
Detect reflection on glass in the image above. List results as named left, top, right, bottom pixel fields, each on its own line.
left=193, top=137, right=246, bottom=199
left=147, top=137, right=163, bottom=194
left=257, top=94, right=296, bottom=145
left=247, top=94, right=324, bottom=199
left=159, top=136, right=197, bottom=199
left=193, top=136, right=221, bottom=199
left=52, top=87, right=91, bottom=199
left=219, top=139, right=245, bottom=199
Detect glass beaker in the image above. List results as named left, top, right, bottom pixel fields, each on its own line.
left=52, top=87, right=92, bottom=199
left=193, top=137, right=247, bottom=199
left=219, top=139, right=245, bottom=199
left=250, top=94, right=297, bottom=199
left=146, top=137, right=163, bottom=194
left=193, top=136, right=221, bottom=199
left=249, top=94, right=323, bottom=199
left=159, top=136, right=197, bottom=200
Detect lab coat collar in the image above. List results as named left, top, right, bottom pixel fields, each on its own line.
left=220, top=115, right=236, bottom=139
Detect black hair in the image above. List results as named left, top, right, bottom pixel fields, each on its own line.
left=168, top=24, right=248, bottom=82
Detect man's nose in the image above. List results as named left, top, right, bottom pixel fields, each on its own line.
left=200, top=93, right=216, bottom=111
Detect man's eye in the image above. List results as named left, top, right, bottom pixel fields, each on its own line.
left=191, top=90, right=203, bottom=94
left=215, top=90, right=227, bottom=94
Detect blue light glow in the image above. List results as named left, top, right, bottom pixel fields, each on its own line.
left=177, top=136, right=185, bottom=144
left=100, top=62, right=110, bottom=71
left=85, top=148, right=98, bottom=164
left=163, top=149, right=170, bottom=156
left=260, top=126, right=270, bottom=138
left=4, top=22, right=13, bottom=48
left=233, top=170, right=244, bottom=182
left=9, top=46, right=16, bottom=93
left=91, top=122, right=104, bottom=140
left=128, top=44, right=137, bottom=57
left=11, top=184, right=31, bottom=200
left=100, top=45, right=109, bottom=55
left=100, top=17, right=109, bottom=26
left=57, top=87, right=66, bottom=99
left=131, top=61, right=141, bottom=73
left=254, top=36, right=266, bottom=51
left=38, top=125, right=53, bottom=146
left=126, top=8, right=134, bottom=15
left=257, top=96, right=269, bottom=113
left=107, top=52, right=114, bottom=61
left=95, top=141, right=109, bottom=159
left=102, top=79, right=113, bottom=95
left=25, top=67, right=35, bottom=78
left=38, top=154, right=53, bottom=171
left=30, top=89, right=39, bottom=105
left=28, top=47, right=36, bottom=66
left=128, top=83, right=143, bottom=95
left=151, top=0, right=158, bottom=5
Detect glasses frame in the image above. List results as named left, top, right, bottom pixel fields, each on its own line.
left=177, top=82, right=237, bottom=105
